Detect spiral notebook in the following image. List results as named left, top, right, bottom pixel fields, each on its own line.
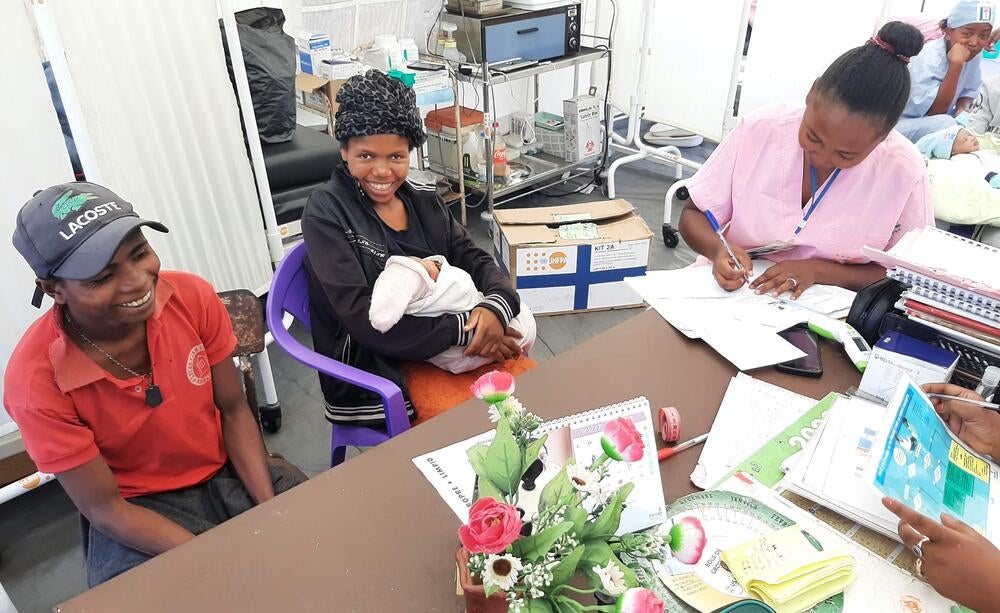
left=863, top=227, right=1000, bottom=301
left=889, top=269, right=1000, bottom=322
left=413, top=397, right=667, bottom=534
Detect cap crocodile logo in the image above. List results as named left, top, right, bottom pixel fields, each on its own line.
left=51, top=190, right=98, bottom=221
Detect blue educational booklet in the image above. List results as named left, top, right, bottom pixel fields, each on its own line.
left=869, top=377, right=1000, bottom=542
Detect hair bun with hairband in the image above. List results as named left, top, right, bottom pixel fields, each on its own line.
left=867, top=35, right=912, bottom=64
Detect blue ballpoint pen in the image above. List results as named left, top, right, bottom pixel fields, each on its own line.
left=704, top=210, right=749, bottom=284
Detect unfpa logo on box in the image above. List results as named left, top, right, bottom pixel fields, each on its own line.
left=524, top=250, right=569, bottom=272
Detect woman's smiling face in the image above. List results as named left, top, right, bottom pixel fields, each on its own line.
left=342, top=134, right=411, bottom=205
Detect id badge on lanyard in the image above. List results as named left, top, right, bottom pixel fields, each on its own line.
left=795, top=166, right=841, bottom=235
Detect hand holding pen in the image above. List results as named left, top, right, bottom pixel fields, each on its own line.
left=704, top=211, right=752, bottom=290
left=923, top=382, right=1000, bottom=460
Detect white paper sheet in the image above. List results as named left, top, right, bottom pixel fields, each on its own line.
left=627, top=263, right=855, bottom=370
left=691, top=374, right=818, bottom=488
left=783, top=396, right=900, bottom=539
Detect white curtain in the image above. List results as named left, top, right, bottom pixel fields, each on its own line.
left=46, top=0, right=273, bottom=293
left=0, top=1, right=77, bottom=436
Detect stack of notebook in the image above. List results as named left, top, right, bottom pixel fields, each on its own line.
left=863, top=227, right=1000, bottom=384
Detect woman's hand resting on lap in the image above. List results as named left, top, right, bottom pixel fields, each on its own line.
left=464, top=307, right=522, bottom=363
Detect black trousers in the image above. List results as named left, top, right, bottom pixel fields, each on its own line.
left=83, top=462, right=304, bottom=587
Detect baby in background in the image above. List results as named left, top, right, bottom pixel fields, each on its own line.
left=369, top=255, right=536, bottom=374
left=915, top=125, right=980, bottom=159
left=915, top=125, right=1000, bottom=188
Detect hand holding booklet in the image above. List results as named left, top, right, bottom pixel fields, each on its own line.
left=867, top=377, right=1000, bottom=542
left=784, top=375, right=1000, bottom=545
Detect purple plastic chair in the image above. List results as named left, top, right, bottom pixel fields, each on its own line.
left=266, top=242, right=411, bottom=467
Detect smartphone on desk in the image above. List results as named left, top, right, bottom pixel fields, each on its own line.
left=776, top=324, right=823, bottom=377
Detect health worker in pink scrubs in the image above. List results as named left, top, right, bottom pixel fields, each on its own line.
left=679, top=22, right=935, bottom=298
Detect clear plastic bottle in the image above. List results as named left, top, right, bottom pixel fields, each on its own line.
left=438, top=22, right=466, bottom=63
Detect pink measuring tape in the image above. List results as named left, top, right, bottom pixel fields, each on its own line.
left=658, top=406, right=682, bottom=444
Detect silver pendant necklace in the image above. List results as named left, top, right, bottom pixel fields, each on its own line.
left=63, top=311, right=163, bottom=407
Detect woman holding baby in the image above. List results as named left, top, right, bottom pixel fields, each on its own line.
left=300, top=70, right=532, bottom=428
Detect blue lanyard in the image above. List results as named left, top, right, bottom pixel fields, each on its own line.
left=796, top=165, right=840, bottom=235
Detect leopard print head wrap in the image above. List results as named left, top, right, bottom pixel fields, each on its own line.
left=334, top=70, right=427, bottom=149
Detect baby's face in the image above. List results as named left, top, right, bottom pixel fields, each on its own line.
left=412, top=256, right=441, bottom=281
left=952, top=129, right=980, bottom=156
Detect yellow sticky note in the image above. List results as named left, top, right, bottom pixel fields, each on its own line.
left=948, top=441, right=990, bottom=483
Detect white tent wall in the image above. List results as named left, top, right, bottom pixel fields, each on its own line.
left=738, top=0, right=895, bottom=121
left=594, top=0, right=749, bottom=143
left=42, top=0, right=273, bottom=294
left=0, top=1, right=78, bottom=439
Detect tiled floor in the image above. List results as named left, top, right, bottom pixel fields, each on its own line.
left=0, top=143, right=708, bottom=612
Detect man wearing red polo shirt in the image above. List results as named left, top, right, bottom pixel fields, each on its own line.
left=4, top=182, right=305, bottom=586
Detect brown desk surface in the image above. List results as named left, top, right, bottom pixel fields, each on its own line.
left=57, top=310, right=860, bottom=613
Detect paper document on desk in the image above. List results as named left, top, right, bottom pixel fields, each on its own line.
left=691, top=374, right=818, bottom=489
left=626, top=261, right=856, bottom=318
left=412, top=397, right=666, bottom=534
left=626, top=263, right=855, bottom=370
left=782, top=395, right=902, bottom=540
left=718, top=475, right=952, bottom=613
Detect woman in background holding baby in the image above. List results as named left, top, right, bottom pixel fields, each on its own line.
left=301, top=70, right=531, bottom=428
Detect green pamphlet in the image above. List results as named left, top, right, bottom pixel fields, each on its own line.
left=716, top=393, right=840, bottom=489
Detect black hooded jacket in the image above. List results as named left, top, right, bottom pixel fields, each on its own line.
left=300, top=161, right=519, bottom=426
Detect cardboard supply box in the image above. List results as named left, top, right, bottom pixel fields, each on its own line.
left=296, top=31, right=332, bottom=75
left=563, top=95, right=601, bottom=162
left=295, top=73, right=347, bottom=116
left=492, top=200, right=652, bottom=315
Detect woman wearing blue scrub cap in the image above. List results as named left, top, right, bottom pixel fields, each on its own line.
left=896, top=0, right=996, bottom=142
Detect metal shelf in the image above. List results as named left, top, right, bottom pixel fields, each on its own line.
left=465, top=153, right=598, bottom=198
left=455, top=47, right=609, bottom=86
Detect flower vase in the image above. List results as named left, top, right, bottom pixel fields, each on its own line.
left=456, top=548, right=510, bottom=613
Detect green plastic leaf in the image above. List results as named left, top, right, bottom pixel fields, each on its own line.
left=485, top=419, right=523, bottom=495
left=548, top=544, right=585, bottom=591
left=580, top=541, right=614, bottom=588
left=564, top=506, right=588, bottom=537
left=539, top=467, right=576, bottom=511
left=511, top=522, right=573, bottom=562
left=522, top=599, right=555, bottom=613
left=552, top=595, right=586, bottom=613
left=484, top=581, right=500, bottom=598
left=475, top=475, right=504, bottom=502
left=522, top=434, right=548, bottom=480
left=467, top=444, right=490, bottom=478
left=581, top=483, right=635, bottom=540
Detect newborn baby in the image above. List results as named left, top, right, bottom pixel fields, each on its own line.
left=369, top=255, right=536, bottom=373
left=916, top=126, right=980, bottom=159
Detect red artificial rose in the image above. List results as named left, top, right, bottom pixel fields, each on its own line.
left=458, top=497, right=522, bottom=554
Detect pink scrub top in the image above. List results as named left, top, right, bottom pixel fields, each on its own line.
left=686, top=104, right=933, bottom=264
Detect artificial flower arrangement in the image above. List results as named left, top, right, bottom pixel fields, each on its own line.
left=457, top=371, right=707, bottom=613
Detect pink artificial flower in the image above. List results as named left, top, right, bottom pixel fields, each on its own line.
left=668, top=516, right=707, bottom=565
left=601, top=417, right=645, bottom=462
left=470, top=371, right=516, bottom=404
left=615, top=587, right=664, bottom=613
left=458, top=497, right=522, bottom=554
